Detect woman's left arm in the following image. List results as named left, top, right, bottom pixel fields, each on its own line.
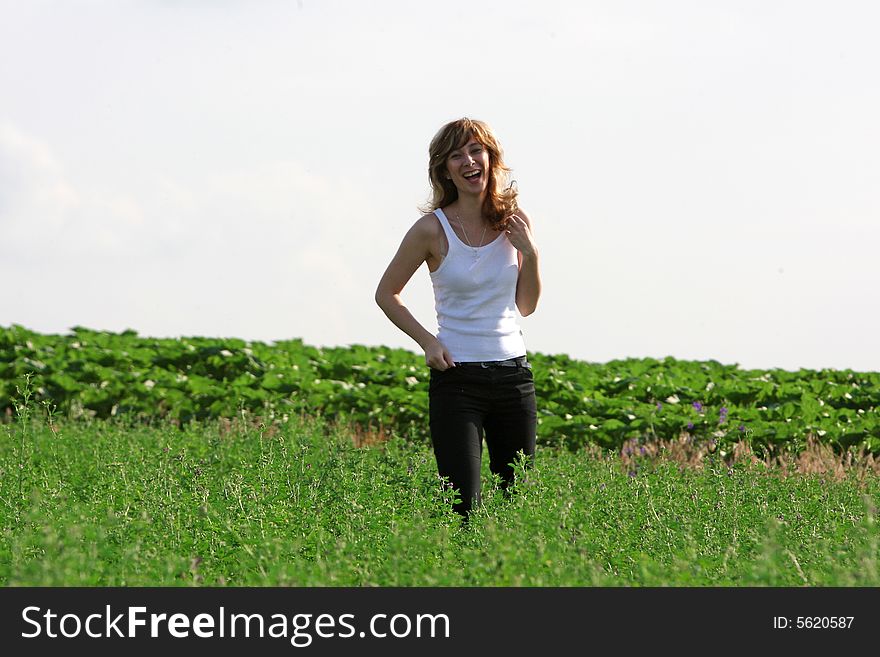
left=507, top=210, right=541, bottom=316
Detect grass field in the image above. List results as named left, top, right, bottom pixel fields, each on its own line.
left=2, top=397, right=878, bottom=587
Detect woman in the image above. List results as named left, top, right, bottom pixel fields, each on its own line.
left=375, top=118, right=541, bottom=517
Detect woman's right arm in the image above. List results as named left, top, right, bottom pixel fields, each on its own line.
left=375, top=216, right=456, bottom=370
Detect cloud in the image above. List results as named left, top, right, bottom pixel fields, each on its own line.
left=0, top=122, right=152, bottom=265
left=0, top=120, right=390, bottom=344
left=0, top=121, right=374, bottom=269
left=0, top=122, right=80, bottom=236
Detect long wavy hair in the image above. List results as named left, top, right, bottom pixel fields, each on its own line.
left=420, top=118, right=518, bottom=231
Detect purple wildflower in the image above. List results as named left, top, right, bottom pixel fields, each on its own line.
left=738, top=424, right=746, bottom=432
left=693, top=401, right=703, bottom=412
left=656, top=402, right=663, bottom=411
left=719, top=406, right=729, bottom=424
left=687, top=422, right=694, bottom=430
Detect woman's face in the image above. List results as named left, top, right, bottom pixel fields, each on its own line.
left=445, top=137, right=490, bottom=196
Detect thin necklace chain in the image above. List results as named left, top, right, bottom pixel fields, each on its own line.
left=454, top=211, right=488, bottom=259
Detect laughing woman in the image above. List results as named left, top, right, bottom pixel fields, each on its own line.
left=375, top=118, right=541, bottom=517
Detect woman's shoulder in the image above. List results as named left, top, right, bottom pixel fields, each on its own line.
left=413, top=211, right=443, bottom=236
left=395, top=212, right=443, bottom=254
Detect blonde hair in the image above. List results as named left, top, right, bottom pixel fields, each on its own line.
left=420, top=118, right=518, bottom=230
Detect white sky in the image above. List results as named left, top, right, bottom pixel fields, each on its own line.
left=1, top=0, right=878, bottom=372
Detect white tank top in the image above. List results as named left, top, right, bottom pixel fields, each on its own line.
left=429, top=208, right=526, bottom=362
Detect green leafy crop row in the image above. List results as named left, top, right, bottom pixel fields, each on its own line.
left=2, top=324, right=878, bottom=454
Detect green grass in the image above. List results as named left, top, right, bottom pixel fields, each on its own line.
left=1, top=407, right=878, bottom=586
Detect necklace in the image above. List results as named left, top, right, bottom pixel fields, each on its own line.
left=455, top=212, right=488, bottom=260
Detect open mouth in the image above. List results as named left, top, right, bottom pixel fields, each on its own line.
left=463, top=170, right=482, bottom=182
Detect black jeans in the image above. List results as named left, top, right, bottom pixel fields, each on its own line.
left=428, top=361, right=537, bottom=516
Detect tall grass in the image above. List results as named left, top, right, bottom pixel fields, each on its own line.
left=1, top=388, right=878, bottom=586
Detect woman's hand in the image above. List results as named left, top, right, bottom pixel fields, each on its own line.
left=425, top=338, right=456, bottom=370
left=508, top=210, right=541, bottom=316
left=505, top=214, right=537, bottom=258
